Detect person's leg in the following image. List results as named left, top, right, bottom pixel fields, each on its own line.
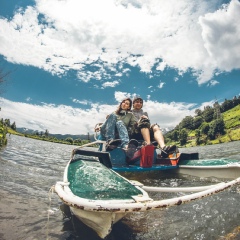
left=116, top=120, right=139, bottom=158
left=116, top=120, right=129, bottom=148
left=140, top=128, right=151, bottom=145
left=100, top=113, right=117, bottom=141
left=151, top=124, right=165, bottom=148
left=151, top=124, right=178, bottom=155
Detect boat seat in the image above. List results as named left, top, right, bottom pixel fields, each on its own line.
left=72, top=148, right=112, bottom=168
left=178, top=153, right=199, bottom=162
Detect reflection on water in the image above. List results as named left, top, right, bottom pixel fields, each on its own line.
left=0, top=135, right=240, bottom=240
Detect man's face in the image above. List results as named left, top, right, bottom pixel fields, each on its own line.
left=133, top=99, right=143, bottom=110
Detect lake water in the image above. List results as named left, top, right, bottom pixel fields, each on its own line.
left=0, top=135, right=240, bottom=240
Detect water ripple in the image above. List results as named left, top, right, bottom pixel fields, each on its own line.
left=0, top=135, right=240, bottom=240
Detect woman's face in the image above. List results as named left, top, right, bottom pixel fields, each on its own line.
left=121, top=100, right=131, bottom=110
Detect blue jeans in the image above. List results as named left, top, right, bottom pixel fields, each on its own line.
left=100, top=113, right=129, bottom=148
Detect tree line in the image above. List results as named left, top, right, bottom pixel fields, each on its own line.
left=1, top=118, right=91, bottom=146
left=165, top=96, right=240, bottom=146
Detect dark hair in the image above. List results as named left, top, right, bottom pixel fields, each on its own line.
left=115, top=98, right=132, bottom=114
left=133, top=97, right=143, bottom=105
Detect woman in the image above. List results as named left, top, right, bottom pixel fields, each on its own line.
left=99, top=98, right=138, bottom=151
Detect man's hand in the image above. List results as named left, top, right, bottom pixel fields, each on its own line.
left=138, top=115, right=148, bottom=123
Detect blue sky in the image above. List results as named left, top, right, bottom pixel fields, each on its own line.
left=0, top=0, right=239, bottom=135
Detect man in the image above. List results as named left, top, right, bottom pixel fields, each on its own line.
left=130, top=97, right=177, bottom=155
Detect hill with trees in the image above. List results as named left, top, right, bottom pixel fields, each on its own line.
left=165, top=96, right=240, bottom=147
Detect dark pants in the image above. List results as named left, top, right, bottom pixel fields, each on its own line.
left=130, top=127, right=155, bottom=141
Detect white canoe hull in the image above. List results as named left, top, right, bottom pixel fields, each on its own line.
left=55, top=177, right=240, bottom=238
left=55, top=146, right=240, bottom=238
left=70, top=207, right=128, bottom=238
left=55, top=182, right=149, bottom=239
left=178, top=163, right=240, bottom=179
left=54, top=158, right=152, bottom=239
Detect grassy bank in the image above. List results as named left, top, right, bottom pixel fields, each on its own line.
left=167, top=105, right=240, bottom=147
left=7, top=128, right=91, bottom=146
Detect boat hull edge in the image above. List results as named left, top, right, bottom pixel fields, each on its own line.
left=70, top=207, right=128, bottom=239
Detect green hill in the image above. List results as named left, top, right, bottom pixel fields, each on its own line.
left=165, top=104, right=240, bottom=147
left=223, top=104, right=240, bottom=129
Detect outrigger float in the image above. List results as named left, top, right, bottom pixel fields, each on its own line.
left=54, top=141, right=240, bottom=239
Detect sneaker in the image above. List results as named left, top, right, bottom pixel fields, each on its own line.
left=162, top=145, right=177, bottom=154
left=106, top=139, right=122, bottom=151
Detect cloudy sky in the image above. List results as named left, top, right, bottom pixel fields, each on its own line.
left=0, top=0, right=239, bottom=135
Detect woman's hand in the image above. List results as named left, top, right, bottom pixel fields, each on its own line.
left=94, top=123, right=103, bottom=132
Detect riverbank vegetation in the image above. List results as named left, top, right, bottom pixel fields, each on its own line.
left=6, top=127, right=91, bottom=146
left=165, top=97, right=240, bottom=147
left=1, top=115, right=92, bottom=146
left=0, top=119, right=8, bottom=147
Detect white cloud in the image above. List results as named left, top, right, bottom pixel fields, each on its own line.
left=102, top=80, right=119, bottom=88
left=197, top=100, right=216, bottom=110
left=143, top=100, right=196, bottom=129
left=207, top=80, right=219, bottom=87
left=0, top=97, right=114, bottom=134
left=0, top=96, right=200, bottom=134
left=199, top=0, right=240, bottom=73
left=114, top=91, right=131, bottom=102
left=1, top=0, right=239, bottom=86
left=72, top=99, right=89, bottom=105
left=156, top=61, right=167, bottom=72
left=158, top=82, right=165, bottom=89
